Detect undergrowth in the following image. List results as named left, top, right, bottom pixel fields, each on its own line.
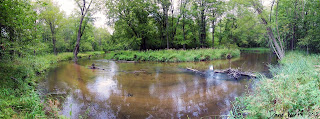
left=0, top=51, right=104, bottom=118
left=105, top=48, right=240, bottom=62
left=231, top=52, right=320, bottom=118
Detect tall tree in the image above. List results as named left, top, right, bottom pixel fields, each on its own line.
left=40, top=0, right=64, bottom=55
left=199, top=0, right=207, bottom=48
left=180, top=0, right=188, bottom=49
left=250, top=0, right=285, bottom=59
left=106, top=0, right=156, bottom=50
left=207, top=0, right=224, bottom=48
left=74, top=0, right=93, bottom=62
left=159, top=0, right=171, bottom=49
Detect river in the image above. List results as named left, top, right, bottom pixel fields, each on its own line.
left=39, top=52, right=277, bottom=119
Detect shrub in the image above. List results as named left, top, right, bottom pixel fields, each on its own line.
left=231, top=52, right=320, bottom=118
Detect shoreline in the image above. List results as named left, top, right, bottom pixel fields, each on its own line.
left=0, top=51, right=104, bottom=118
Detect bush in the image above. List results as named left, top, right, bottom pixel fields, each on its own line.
left=231, top=52, right=320, bottom=118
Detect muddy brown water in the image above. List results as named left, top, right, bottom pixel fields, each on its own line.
left=40, top=52, right=277, bottom=119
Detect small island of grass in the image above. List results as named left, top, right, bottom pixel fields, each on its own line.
left=105, top=48, right=240, bottom=62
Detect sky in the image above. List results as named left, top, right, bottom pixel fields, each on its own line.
left=54, top=0, right=273, bottom=34
left=53, top=0, right=112, bottom=33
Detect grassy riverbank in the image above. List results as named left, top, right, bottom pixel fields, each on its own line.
left=0, top=51, right=104, bottom=118
left=231, top=52, right=320, bottom=118
left=240, top=47, right=271, bottom=53
left=105, top=48, right=240, bottom=62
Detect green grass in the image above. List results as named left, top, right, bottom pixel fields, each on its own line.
left=105, top=48, right=240, bottom=62
left=0, top=51, right=104, bottom=118
left=240, top=47, right=271, bottom=53
left=231, top=52, right=320, bottom=118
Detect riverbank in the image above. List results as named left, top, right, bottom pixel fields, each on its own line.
left=231, top=52, right=320, bottom=118
left=0, top=51, right=104, bottom=118
left=105, top=48, right=240, bottom=62
left=240, top=47, right=270, bottom=53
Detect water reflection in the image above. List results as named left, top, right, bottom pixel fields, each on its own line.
left=41, top=53, right=276, bottom=119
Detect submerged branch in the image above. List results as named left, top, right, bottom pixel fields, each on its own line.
left=186, top=67, right=257, bottom=79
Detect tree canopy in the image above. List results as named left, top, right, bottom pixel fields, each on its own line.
left=1, top=0, right=320, bottom=59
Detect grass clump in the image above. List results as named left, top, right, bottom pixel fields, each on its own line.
left=0, top=51, right=104, bottom=118
left=105, top=48, right=240, bottom=62
left=231, top=52, right=320, bottom=118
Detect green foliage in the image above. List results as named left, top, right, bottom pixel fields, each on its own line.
left=0, top=0, right=39, bottom=57
left=105, top=48, right=240, bottom=62
left=0, top=51, right=103, bottom=118
left=231, top=52, right=320, bottom=118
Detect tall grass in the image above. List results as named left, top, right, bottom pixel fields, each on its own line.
left=0, top=51, right=104, bottom=118
left=231, top=52, right=320, bottom=118
left=105, top=48, right=240, bottom=62
left=240, top=47, right=271, bottom=53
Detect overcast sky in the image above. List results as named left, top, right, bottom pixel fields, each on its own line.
left=54, top=0, right=273, bottom=34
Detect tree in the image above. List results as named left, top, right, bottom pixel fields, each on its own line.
left=251, top=0, right=284, bottom=59
left=158, top=0, right=171, bottom=49
left=180, top=0, right=188, bottom=49
left=207, top=0, right=225, bottom=48
left=106, top=0, right=158, bottom=50
left=73, top=0, right=93, bottom=62
left=40, top=0, right=64, bottom=55
left=0, top=0, right=39, bottom=58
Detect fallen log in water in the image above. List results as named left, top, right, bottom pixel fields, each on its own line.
left=186, top=67, right=256, bottom=79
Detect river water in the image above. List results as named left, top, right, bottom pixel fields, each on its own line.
left=40, top=52, right=277, bottom=119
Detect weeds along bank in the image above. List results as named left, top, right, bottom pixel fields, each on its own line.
left=231, top=52, right=320, bottom=118
left=0, top=51, right=103, bottom=118
left=105, top=48, right=240, bottom=62
left=240, top=47, right=271, bottom=53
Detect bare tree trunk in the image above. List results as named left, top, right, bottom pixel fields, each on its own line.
left=275, top=0, right=284, bottom=53
left=252, top=1, right=284, bottom=60
left=74, top=16, right=84, bottom=62
left=73, top=0, right=92, bottom=62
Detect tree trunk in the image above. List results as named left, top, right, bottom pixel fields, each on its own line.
left=181, top=0, right=186, bottom=50
left=52, top=35, right=56, bottom=55
left=292, top=0, right=298, bottom=50
left=212, top=19, right=215, bottom=48
left=163, top=3, right=170, bottom=49
left=183, top=13, right=186, bottom=50
left=74, top=16, right=84, bottom=62
left=73, top=0, right=92, bottom=62
left=212, top=12, right=215, bottom=49
left=199, top=1, right=206, bottom=48
left=49, top=23, right=57, bottom=55
left=219, top=20, right=222, bottom=44
left=252, top=1, right=284, bottom=59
